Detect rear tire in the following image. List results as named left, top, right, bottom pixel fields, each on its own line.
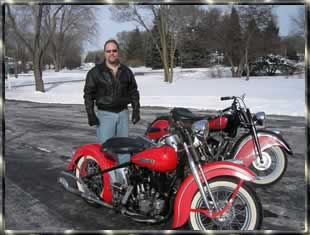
left=188, top=177, right=262, bottom=230
left=75, top=155, right=104, bottom=206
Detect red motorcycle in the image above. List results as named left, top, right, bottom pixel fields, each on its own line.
left=59, top=107, right=263, bottom=230
left=145, top=95, right=292, bottom=185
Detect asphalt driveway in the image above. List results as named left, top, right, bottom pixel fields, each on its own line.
left=4, top=100, right=307, bottom=232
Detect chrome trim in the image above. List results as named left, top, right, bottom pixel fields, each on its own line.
left=192, top=119, right=209, bottom=139
left=254, top=112, right=265, bottom=126
left=269, top=129, right=281, bottom=135
left=225, top=159, right=244, bottom=165
left=160, top=134, right=181, bottom=150
left=183, top=143, right=211, bottom=210
left=197, top=164, right=219, bottom=210
left=58, top=172, right=113, bottom=208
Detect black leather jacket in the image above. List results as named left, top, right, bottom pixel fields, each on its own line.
left=83, top=62, right=140, bottom=117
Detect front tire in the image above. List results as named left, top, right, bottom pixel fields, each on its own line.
left=188, top=178, right=262, bottom=230
left=251, top=146, right=287, bottom=185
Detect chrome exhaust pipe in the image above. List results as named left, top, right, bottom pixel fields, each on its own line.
left=121, top=209, right=164, bottom=223
left=58, top=172, right=113, bottom=209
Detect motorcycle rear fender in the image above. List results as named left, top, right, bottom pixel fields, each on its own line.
left=67, top=144, right=115, bottom=204
left=232, top=130, right=293, bottom=167
left=172, top=161, right=256, bottom=229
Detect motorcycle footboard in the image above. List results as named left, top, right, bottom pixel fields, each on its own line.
left=58, top=171, right=113, bottom=208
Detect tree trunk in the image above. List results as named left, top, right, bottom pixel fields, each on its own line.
left=228, top=56, right=239, bottom=77
left=55, top=53, right=62, bottom=72
left=169, top=44, right=175, bottom=83
left=237, top=56, right=244, bottom=78
left=33, top=52, right=45, bottom=92
left=163, top=60, right=169, bottom=83
left=168, top=69, right=173, bottom=83
left=245, top=46, right=250, bottom=80
left=231, top=69, right=238, bottom=77
left=161, top=39, right=169, bottom=83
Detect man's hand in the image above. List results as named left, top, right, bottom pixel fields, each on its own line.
left=88, top=114, right=99, bottom=126
left=132, top=109, right=140, bottom=124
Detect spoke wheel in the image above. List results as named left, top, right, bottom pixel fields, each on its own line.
left=189, top=178, right=262, bottom=231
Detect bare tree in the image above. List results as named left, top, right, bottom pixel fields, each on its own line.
left=6, top=5, right=63, bottom=92
left=238, top=5, right=272, bottom=80
left=111, top=5, right=199, bottom=83
left=291, top=6, right=305, bottom=37
left=46, top=6, right=98, bottom=72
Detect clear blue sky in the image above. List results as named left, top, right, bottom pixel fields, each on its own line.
left=84, top=4, right=304, bottom=52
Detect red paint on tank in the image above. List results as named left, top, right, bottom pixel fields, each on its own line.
left=209, top=116, right=228, bottom=130
left=146, top=120, right=169, bottom=140
left=131, top=145, right=177, bottom=172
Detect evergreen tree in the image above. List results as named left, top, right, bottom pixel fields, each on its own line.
left=145, top=21, right=162, bottom=69
left=125, top=27, right=144, bottom=66
left=84, top=50, right=103, bottom=63
left=262, top=16, right=281, bottom=55
left=221, top=7, right=243, bottom=77
left=146, top=40, right=162, bottom=69
left=245, top=17, right=261, bottom=61
left=229, top=7, right=243, bottom=67
left=144, top=18, right=180, bottom=69
left=180, top=24, right=208, bottom=68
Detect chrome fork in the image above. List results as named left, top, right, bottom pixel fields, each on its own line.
left=183, top=143, right=219, bottom=211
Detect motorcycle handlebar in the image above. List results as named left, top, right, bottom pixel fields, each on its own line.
left=221, top=107, right=231, bottom=113
left=220, top=96, right=235, bottom=101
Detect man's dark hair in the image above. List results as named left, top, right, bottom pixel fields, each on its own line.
left=104, top=39, right=120, bottom=51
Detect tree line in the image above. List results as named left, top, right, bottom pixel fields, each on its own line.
left=5, top=5, right=304, bottom=92
left=86, top=5, right=304, bottom=82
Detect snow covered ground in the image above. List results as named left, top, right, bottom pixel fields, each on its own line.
left=5, top=67, right=305, bottom=117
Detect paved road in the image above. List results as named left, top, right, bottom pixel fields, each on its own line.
left=4, top=100, right=307, bottom=232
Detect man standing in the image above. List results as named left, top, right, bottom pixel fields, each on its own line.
left=84, top=39, right=140, bottom=163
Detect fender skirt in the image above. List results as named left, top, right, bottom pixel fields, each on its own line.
left=66, top=144, right=115, bottom=204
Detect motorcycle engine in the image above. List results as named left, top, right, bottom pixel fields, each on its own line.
left=136, top=184, right=165, bottom=216
left=127, top=167, right=171, bottom=216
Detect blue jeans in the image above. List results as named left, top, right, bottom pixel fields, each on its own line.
left=96, top=109, right=130, bottom=164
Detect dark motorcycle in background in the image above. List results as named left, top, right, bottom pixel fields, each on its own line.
left=58, top=105, right=263, bottom=230
left=145, top=95, right=293, bottom=185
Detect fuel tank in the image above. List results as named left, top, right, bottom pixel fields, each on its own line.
left=209, top=116, right=228, bottom=130
left=131, top=145, right=177, bottom=172
left=145, top=119, right=169, bottom=140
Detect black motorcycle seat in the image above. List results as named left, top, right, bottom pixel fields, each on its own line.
left=171, top=107, right=207, bottom=121
left=101, top=137, right=147, bottom=155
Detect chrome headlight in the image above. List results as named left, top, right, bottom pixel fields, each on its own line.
left=253, top=112, right=265, bottom=126
left=192, top=119, right=209, bottom=139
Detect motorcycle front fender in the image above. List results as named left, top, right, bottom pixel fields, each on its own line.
left=67, top=144, right=115, bottom=204
left=172, top=161, right=256, bottom=229
left=232, top=130, right=293, bottom=167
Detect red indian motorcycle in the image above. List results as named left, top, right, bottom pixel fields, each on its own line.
left=145, top=95, right=292, bottom=185
left=58, top=107, right=263, bottom=230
